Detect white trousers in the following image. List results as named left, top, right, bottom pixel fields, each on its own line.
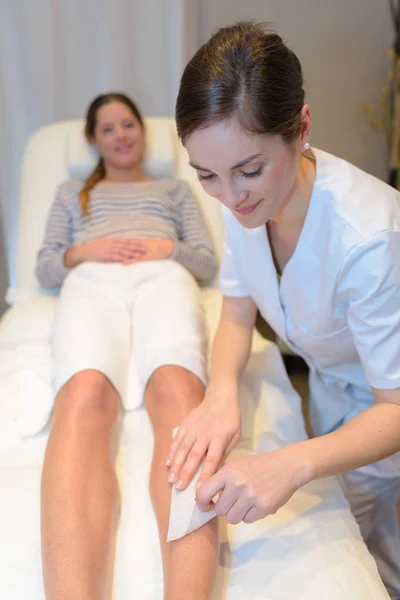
left=340, top=467, right=400, bottom=599
left=51, top=260, right=207, bottom=409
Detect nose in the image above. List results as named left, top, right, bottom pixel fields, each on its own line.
left=217, top=181, right=248, bottom=209
left=115, top=125, right=127, bottom=139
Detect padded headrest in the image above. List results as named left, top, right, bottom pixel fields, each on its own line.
left=66, top=117, right=177, bottom=181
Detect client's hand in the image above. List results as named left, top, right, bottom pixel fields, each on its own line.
left=196, top=444, right=312, bottom=523
left=64, top=236, right=147, bottom=267
left=166, top=383, right=241, bottom=491
left=122, top=238, right=175, bottom=264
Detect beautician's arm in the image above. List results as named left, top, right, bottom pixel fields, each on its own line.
left=166, top=295, right=258, bottom=490
left=209, top=295, right=258, bottom=388
left=195, top=387, right=400, bottom=521
left=296, top=387, right=400, bottom=480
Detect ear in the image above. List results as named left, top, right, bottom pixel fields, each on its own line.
left=87, top=135, right=98, bottom=152
left=299, top=104, right=312, bottom=148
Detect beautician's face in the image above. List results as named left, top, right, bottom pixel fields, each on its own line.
left=185, top=117, right=301, bottom=228
left=90, top=101, right=145, bottom=171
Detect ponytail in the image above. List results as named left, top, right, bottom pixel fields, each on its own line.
left=78, top=158, right=106, bottom=216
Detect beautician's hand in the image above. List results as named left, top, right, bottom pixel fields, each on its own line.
left=64, top=236, right=146, bottom=267
left=196, top=445, right=312, bottom=523
left=166, top=383, right=241, bottom=491
left=122, top=238, right=175, bottom=264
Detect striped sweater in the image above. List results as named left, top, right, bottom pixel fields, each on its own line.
left=36, top=178, right=218, bottom=289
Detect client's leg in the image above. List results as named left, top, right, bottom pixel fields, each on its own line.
left=41, top=370, right=120, bottom=600
left=145, top=366, right=218, bottom=600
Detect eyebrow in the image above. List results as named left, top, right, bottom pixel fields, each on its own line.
left=101, top=117, right=133, bottom=127
left=189, top=153, right=263, bottom=172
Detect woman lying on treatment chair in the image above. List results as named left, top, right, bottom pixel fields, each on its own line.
left=36, top=92, right=219, bottom=600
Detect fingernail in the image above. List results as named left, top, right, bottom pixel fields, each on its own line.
left=165, top=458, right=171, bottom=467
left=168, top=473, right=176, bottom=484
left=176, top=480, right=184, bottom=490
left=195, top=481, right=202, bottom=490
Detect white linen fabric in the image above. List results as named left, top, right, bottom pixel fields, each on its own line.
left=0, top=293, right=390, bottom=599
left=51, top=260, right=207, bottom=411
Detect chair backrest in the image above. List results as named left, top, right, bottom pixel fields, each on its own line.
left=8, top=117, right=224, bottom=303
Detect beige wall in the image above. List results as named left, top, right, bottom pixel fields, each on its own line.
left=199, top=0, right=393, bottom=181
left=0, top=215, right=7, bottom=316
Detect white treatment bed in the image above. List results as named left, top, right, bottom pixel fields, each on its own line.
left=0, top=118, right=389, bottom=599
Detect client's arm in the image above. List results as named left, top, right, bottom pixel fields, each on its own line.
left=169, top=180, right=219, bottom=282
left=36, top=183, right=74, bottom=289
left=36, top=182, right=148, bottom=289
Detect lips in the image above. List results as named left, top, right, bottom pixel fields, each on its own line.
left=233, top=199, right=262, bottom=215
left=115, top=145, right=133, bottom=153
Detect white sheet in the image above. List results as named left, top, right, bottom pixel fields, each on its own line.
left=0, top=292, right=390, bottom=599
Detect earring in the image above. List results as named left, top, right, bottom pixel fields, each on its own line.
left=304, top=142, right=310, bottom=151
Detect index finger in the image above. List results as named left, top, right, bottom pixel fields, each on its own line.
left=166, top=425, right=186, bottom=467
left=195, top=439, right=225, bottom=489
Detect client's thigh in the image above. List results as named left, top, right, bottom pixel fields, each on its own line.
left=51, top=268, right=131, bottom=398
left=132, top=262, right=207, bottom=390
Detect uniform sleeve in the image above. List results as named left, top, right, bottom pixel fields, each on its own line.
left=35, top=183, right=74, bottom=289
left=219, top=208, right=251, bottom=298
left=170, top=181, right=218, bottom=282
left=338, top=230, right=400, bottom=390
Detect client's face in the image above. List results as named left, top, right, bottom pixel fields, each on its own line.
left=91, top=101, right=145, bottom=173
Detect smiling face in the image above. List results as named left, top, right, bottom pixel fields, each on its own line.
left=89, top=101, right=145, bottom=175
left=186, top=117, right=304, bottom=228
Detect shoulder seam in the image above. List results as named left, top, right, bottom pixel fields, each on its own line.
left=337, top=229, right=399, bottom=284
left=331, top=207, right=366, bottom=243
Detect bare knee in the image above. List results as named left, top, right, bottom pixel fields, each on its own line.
left=53, top=370, right=120, bottom=427
left=145, top=366, right=205, bottom=416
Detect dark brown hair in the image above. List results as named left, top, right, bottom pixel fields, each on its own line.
left=79, top=92, right=144, bottom=215
left=176, top=21, right=305, bottom=145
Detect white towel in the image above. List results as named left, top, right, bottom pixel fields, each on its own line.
left=16, top=342, right=54, bottom=439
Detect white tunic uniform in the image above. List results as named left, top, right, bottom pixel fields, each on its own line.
left=220, top=148, right=400, bottom=598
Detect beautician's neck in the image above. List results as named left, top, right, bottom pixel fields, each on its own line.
left=269, top=155, right=316, bottom=231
